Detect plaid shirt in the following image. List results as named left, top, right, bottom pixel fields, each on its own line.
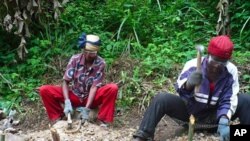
left=63, top=53, right=105, bottom=99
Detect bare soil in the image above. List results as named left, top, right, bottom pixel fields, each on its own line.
left=3, top=57, right=245, bottom=140
left=0, top=100, right=220, bottom=141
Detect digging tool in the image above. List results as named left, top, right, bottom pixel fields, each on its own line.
left=194, top=45, right=204, bottom=93
left=65, top=118, right=85, bottom=134
left=65, top=110, right=87, bottom=133
left=67, top=113, right=72, bottom=129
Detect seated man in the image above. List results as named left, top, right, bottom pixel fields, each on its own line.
left=39, top=33, right=118, bottom=126
left=133, top=35, right=250, bottom=141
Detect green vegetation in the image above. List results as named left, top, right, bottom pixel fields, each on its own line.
left=0, top=0, right=249, bottom=114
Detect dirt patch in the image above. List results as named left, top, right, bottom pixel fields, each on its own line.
left=0, top=99, right=180, bottom=141
left=1, top=103, right=221, bottom=141
left=18, top=100, right=50, bottom=132
left=1, top=100, right=220, bottom=141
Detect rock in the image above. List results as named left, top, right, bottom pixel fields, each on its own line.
left=0, top=133, right=25, bottom=141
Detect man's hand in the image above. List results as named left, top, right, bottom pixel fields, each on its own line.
left=217, top=117, right=230, bottom=141
left=186, top=71, right=202, bottom=89
left=63, top=99, right=73, bottom=115
left=77, top=107, right=90, bottom=120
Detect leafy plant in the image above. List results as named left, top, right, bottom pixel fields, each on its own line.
left=1, top=0, right=250, bottom=113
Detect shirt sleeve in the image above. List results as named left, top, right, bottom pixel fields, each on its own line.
left=63, top=56, right=77, bottom=82
left=92, top=61, right=106, bottom=87
left=217, top=64, right=239, bottom=120
left=176, top=60, right=196, bottom=100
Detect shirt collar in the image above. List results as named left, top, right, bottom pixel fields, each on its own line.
left=79, top=53, right=85, bottom=66
left=79, top=54, right=99, bottom=66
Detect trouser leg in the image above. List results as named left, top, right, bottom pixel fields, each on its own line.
left=39, top=85, right=81, bottom=121
left=39, top=85, right=65, bottom=120
left=90, top=83, right=118, bottom=123
left=232, top=93, right=250, bottom=124
left=135, top=93, right=189, bottom=138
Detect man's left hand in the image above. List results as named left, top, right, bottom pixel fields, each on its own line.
left=77, top=107, right=90, bottom=120
left=217, top=117, right=230, bottom=141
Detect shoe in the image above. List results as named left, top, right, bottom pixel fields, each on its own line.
left=133, top=130, right=153, bottom=141
left=97, top=119, right=109, bottom=128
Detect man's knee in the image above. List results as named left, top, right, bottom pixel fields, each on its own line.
left=238, top=93, right=250, bottom=103
left=39, top=85, right=50, bottom=96
left=110, top=83, right=118, bottom=91
left=153, top=92, right=171, bottom=103
left=106, top=83, right=119, bottom=96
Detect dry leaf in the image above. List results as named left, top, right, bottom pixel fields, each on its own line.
left=53, top=0, right=62, bottom=8
left=22, top=10, right=28, bottom=20
left=54, top=10, right=59, bottom=20
left=32, top=0, right=38, bottom=7
left=3, top=14, right=12, bottom=32
left=14, top=10, right=23, bottom=21
left=4, top=0, right=9, bottom=11
left=17, top=37, right=28, bottom=60
left=15, top=20, right=24, bottom=35
left=27, top=1, right=32, bottom=11
left=62, top=0, right=69, bottom=5
left=25, top=23, right=31, bottom=37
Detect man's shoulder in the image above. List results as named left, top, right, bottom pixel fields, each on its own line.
left=185, top=58, right=198, bottom=66
left=97, top=56, right=106, bottom=64
left=71, top=53, right=82, bottom=58
left=226, top=62, right=238, bottom=75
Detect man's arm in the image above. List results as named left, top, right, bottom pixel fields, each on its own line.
left=85, top=86, right=98, bottom=108
left=85, top=59, right=105, bottom=108
left=176, top=59, right=198, bottom=99
left=62, top=79, right=73, bottom=114
left=217, top=63, right=239, bottom=120
left=62, top=80, right=70, bottom=100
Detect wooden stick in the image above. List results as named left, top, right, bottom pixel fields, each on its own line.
left=67, top=113, right=72, bottom=129
left=50, top=127, right=60, bottom=141
left=188, top=114, right=195, bottom=141
left=194, top=45, right=204, bottom=93
left=0, top=133, right=5, bottom=141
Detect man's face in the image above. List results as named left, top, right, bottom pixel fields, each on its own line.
left=84, top=49, right=97, bottom=62
left=207, top=55, right=228, bottom=80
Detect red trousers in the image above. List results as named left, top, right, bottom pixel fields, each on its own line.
left=39, top=83, right=118, bottom=123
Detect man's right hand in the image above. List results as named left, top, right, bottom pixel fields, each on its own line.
left=186, top=71, right=203, bottom=89
left=64, top=99, right=73, bottom=115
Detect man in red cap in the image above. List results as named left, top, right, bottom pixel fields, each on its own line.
left=133, top=35, right=250, bottom=141
left=39, top=33, right=118, bottom=127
